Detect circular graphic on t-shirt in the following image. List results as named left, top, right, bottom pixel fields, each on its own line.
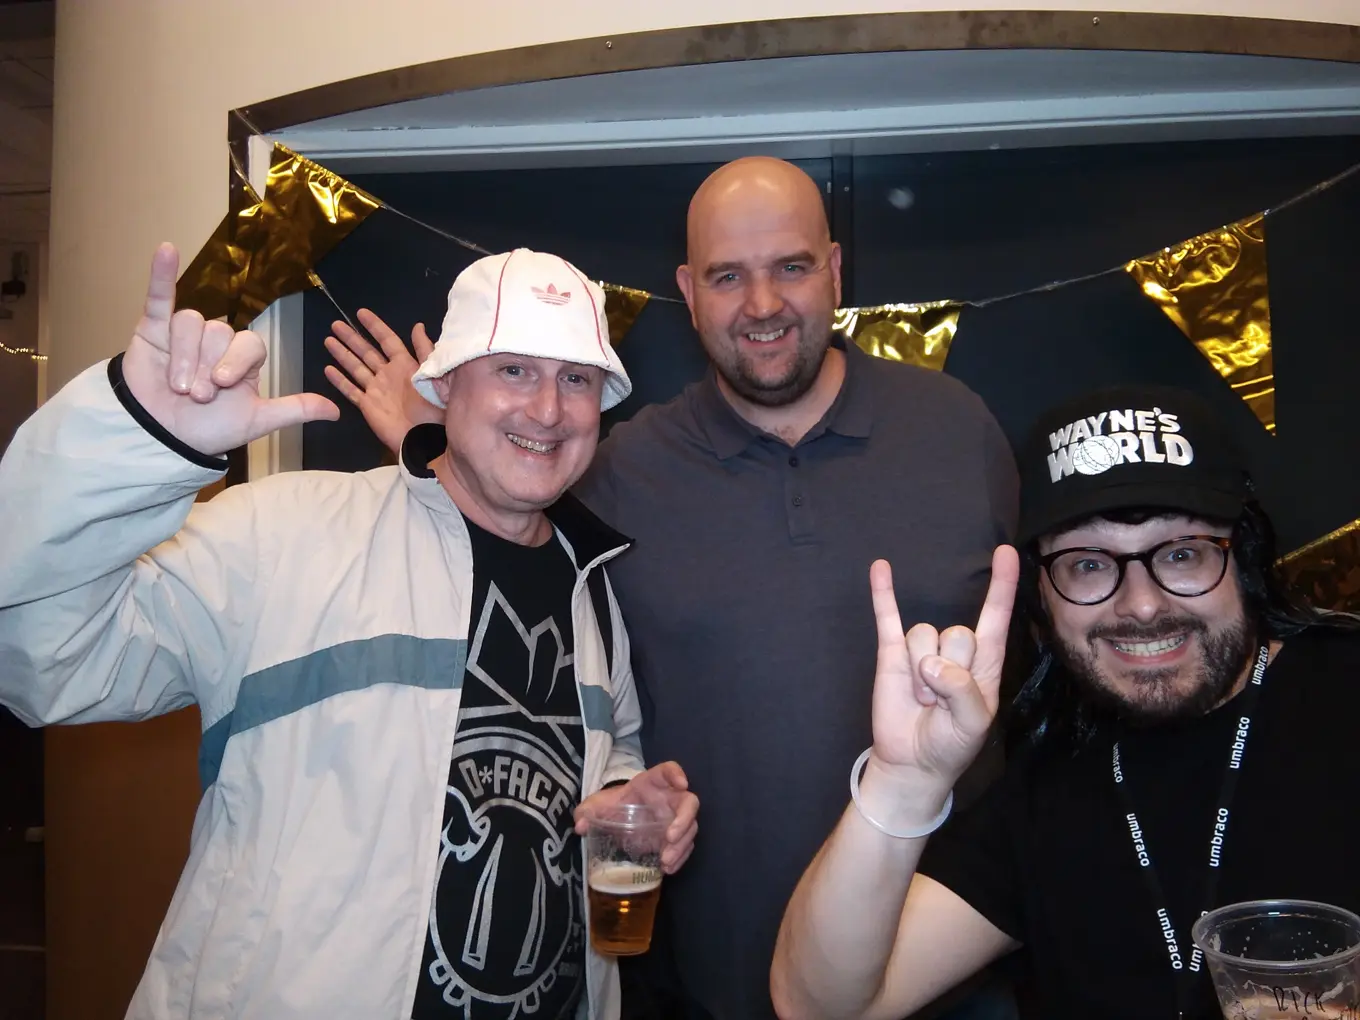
left=425, top=730, right=585, bottom=1018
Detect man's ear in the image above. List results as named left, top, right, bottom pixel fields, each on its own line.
left=431, top=371, right=454, bottom=406
left=827, top=242, right=843, bottom=308
left=675, top=264, right=700, bottom=331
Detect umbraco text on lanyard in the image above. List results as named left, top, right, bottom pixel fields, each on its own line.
left=1111, top=644, right=1272, bottom=1018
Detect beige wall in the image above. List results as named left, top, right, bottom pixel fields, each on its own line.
left=39, top=2, right=1359, bottom=1018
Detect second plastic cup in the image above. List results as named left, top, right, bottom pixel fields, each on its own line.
left=1192, top=899, right=1360, bottom=1019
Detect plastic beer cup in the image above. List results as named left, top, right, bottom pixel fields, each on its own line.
left=1191, top=899, right=1360, bottom=1019
left=584, top=802, right=668, bottom=956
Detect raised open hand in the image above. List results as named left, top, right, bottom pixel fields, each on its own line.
left=324, top=308, right=442, bottom=456
left=120, top=243, right=339, bottom=457
left=869, top=546, right=1019, bottom=790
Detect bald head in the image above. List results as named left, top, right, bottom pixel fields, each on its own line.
left=686, top=157, right=831, bottom=261
left=675, top=156, right=843, bottom=414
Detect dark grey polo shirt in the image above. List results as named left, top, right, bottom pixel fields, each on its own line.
left=574, top=339, right=1017, bottom=1020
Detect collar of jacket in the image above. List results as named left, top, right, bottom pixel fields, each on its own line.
left=399, top=422, right=632, bottom=565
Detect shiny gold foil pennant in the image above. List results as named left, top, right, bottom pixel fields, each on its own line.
left=1126, top=213, right=1274, bottom=433
left=177, top=143, right=380, bottom=329
left=1278, top=518, right=1360, bottom=613
left=834, top=301, right=963, bottom=371
left=600, top=283, right=651, bottom=346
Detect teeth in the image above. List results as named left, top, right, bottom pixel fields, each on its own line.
left=1111, top=635, right=1187, bottom=656
left=747, top=328, right=787, bottom=342
left=508, top=434, right=557, bottom=454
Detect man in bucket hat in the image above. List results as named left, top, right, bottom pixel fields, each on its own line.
left=0, top=244, right=699, bottom=1020
left=771, top=384, right=1360, bottom=1020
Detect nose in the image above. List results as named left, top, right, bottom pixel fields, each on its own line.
left=742, top=271, right=785, bottom=323
left=524, top=377, right=564, bottom=429
left=1110, top=560, right=1172, bottom=624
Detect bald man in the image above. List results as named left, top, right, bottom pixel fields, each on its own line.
left=326, top=157, right=1018, bottom=1020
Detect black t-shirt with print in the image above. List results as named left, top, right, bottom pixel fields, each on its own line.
left=413, top=517, right=587, bottom=1020
left=918, top=629, right=1360, bottom=1020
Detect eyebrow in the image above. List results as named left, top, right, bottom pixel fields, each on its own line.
left=702, top=251, right=819, bottom=278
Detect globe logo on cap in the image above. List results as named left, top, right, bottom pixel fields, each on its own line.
left=1071, top=435, right=1121, bottom=476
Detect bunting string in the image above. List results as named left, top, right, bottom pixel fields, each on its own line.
left=9, top=123, right=1354, bottom=609
left=170, top=135, right=1360, bottom=440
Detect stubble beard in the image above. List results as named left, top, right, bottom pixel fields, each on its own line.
left=706, top=314, right=833, bottom=408
left=1052, top=612, right=1257, bottom=726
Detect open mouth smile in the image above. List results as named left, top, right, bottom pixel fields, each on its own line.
left=1109, top=635, right=1188, bottom=658
left=745, top=327, right=788, bottom=343
left=507, top=434, right=560, bottom=454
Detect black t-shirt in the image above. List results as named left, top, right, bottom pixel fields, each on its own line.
left=413, top=518, right=588, bottom=1020
left=919, top=629, right=1360, bottom=1020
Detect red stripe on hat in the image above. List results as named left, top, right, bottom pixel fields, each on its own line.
left=563, top=261, right=607, bottom=357
left=486, top=250, right=516, bottom=350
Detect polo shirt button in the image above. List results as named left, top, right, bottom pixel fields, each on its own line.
left=792, top=495, right=804, bottom=507
left=788, top=455, right=800, bottom=467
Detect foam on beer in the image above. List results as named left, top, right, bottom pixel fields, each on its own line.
left=588, top=862, right=661, bottom=896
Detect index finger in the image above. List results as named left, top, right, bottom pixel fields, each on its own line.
left=134, top=243, right=180, bottom=345
left=869, top=559, right=907, bottom=661
left=971, top=545, right=1019, bottom=681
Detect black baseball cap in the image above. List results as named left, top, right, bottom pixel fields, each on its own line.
left=1016, top=384, right=1252, bottom=544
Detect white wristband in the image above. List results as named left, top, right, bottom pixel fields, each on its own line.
left=849, top=748, right=954, bottom=839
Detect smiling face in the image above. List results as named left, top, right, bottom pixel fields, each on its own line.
left=1037, top=513, right=1256, bottom=724
left=676, top=158, right=842, bottom=409
left=432, top=352, right=603, bottom=541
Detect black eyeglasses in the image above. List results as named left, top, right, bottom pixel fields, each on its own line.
left=1038, top=535, right=1234, bottom=606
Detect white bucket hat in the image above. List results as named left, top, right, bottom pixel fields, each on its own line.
left=411, top=248, right=632, bottom=411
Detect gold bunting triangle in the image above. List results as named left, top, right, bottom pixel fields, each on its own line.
left=1278, top=518, right=1360, bottom=612
left=833, top=301, right=963, bottom=372
left=1126, top=214, right=1275, bottom=433
left=600, top=283, right=651, bottom=346
left=176, top=144, right=380, bottom=329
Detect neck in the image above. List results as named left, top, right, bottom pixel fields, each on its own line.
left=432, top=453, right=553, bottom=546
left=716, top=346, right=846, bottom=446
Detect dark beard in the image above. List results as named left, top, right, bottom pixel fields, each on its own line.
left=1052, top=613, right=1256, bottom=727
left=708, top=318, right=832, bottom=408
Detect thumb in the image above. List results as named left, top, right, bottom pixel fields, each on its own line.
left=250, top=393, right=340, bottom=437
left=650, top=761, right=688, bottom=792
left=412, top=322, right=435, bottom=362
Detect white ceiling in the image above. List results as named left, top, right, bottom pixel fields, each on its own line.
left=0, top=1, right=53, bottom=245
left=278, top=48, right=1360, bottom=172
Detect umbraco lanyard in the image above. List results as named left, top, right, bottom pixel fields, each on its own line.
left=1111, top=644, right=1271, bottom=1019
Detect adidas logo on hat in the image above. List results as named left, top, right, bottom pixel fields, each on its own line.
left=532, top=283, right=571, bottom=306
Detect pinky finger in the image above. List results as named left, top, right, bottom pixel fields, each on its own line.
left=324, top=365, right=364, bottom=406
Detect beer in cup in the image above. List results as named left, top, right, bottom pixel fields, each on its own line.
left=585, top=802, right=668, bottom=956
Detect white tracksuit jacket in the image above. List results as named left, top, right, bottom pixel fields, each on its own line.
left=0, top=358, right=645, bottom=1019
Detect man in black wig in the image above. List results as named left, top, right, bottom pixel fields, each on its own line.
left=772, top=384, right=1360, bottom=1020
